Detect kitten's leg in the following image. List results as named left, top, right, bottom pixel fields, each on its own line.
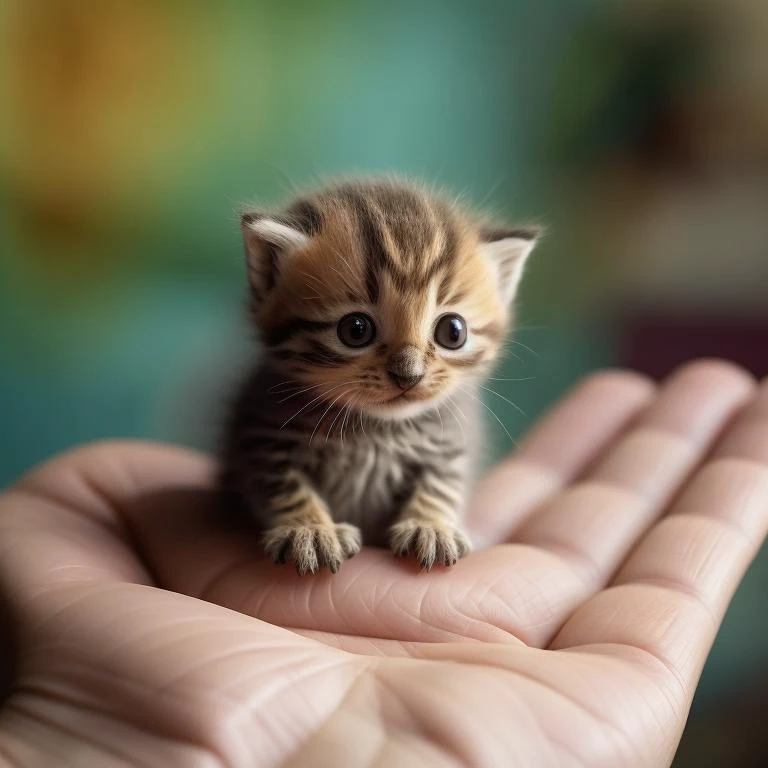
left=261, top=471, right=361, bottom=575
left=388, top=467, right=471, bottom=570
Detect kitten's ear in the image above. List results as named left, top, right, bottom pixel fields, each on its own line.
left=240, top=212, right=309, bottom=300
left=479, top=226, right=540, bottom=305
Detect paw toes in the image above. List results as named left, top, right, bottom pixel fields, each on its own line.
left=315, top=528, right=343, bottom=573
left=336, top=523, right=362, bottom=558
left=436, top=530, right=460, bottom=566
left=416, top=526, right=438, bottom=570
left=291, top=527, right=319, bottom=575
left=264, top=522, right=358, bottom=574
left=263, top=525, right=294, bottom=564
left=389, top=521, right=417, bottom=558
left=389, top=521, right=471, bottom=570
left=455, top=530, right=472, bottom=558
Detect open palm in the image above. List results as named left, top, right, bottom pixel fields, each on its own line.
left=1, top=361, right=767, bottom=768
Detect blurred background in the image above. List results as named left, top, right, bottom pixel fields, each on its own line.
left=1, top=0, right=766, bottom=763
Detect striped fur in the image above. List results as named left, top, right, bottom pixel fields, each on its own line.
left=221, top=178, right=538, bottom=573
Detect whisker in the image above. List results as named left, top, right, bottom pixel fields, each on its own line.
left=323, top=390, right=353, bottom=444
left=340, top=399, right=355, bottom=445
left=310, top=389, right=349, bottom=446
left=359, top=407, right=368, bottom=440
left=446, top=395, right=468, bottom=421
left=462, top=387, right=517, bottom=446
left=436, top=403, right=445, bottom=439
left=345, top=396, right=359, bottom=441
left=507, top=338, right=540, bottom=358
left=267, top=379, right=302, bottom=393
left=496, top=344, right=524, bottom=364
left=276, top=381, right=330, bottom=403
left=477, top=384, right=528, bottom=418
left=281, top=381, right=350, bottom=429
left=444, top=396, right=468, bottom=446
left=341, top=401, right=351, bottom=443
left=278, top=379, right=365, bottom=404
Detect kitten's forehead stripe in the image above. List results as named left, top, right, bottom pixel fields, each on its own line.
left=304, top=181, right=465, bottom=304
left=325, top=188, right=392, bottom=304
left=355, top=198, right=393, bottom=303
left=376, top=185, right=435, bottom=262
left=371, top=184, right=444, bottom=276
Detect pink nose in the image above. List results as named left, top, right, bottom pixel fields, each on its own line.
left=387, top=371, right=423, bottom=390
left=387, top=345, right=425, bottom=390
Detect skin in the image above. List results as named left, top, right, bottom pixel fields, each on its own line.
left=0, top=360, right=767, bottom=767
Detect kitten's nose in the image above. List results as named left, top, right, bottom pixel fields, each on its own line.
left=387, top=345, right=425, bottom=391
left=387, top=371, right=424, bottom=390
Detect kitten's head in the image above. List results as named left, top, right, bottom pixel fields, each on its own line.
left=241, top=178, right=538, bottom=420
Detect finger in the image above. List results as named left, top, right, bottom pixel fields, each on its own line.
left=550, top=377, right=768, bottom=696
left=512, top=361, right=754, bottom=607
left=469, top=370, right=655, bottom=547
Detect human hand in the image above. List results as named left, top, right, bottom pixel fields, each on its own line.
left=1, top=361, right=766, bottom=767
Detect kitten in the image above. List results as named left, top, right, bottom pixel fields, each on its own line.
left=220, top=178, right=538, bottom=573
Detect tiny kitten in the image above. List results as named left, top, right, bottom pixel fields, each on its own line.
left=220, top=178, right=538, bottom=574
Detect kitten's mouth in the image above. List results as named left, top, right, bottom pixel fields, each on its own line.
left=362, top=387, right=441, bottom=420
left=379, top=389, right=430, bottom=405
left=367, top=394, right=408, bottom=408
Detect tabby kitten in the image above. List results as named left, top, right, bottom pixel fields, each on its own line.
left=220, top=178, right=538, bottom=573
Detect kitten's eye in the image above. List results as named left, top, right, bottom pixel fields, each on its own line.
left=434, top=313, right=467, bottom=349
left=337, top=313, right=376, bottom=348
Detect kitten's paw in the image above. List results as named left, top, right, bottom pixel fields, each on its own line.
left=389, top=519, right=472, bottom=570
left=335, top=523, right=362, bottom=559
left=263, top=522, right=356, bottom=575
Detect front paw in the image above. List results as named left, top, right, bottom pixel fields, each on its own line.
left=263, top=521, right=361, bottom=575
left=389, top=519, right=472, bottom=570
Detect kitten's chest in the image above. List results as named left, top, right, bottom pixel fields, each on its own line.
left=298, top=427, right=446, bottom=542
